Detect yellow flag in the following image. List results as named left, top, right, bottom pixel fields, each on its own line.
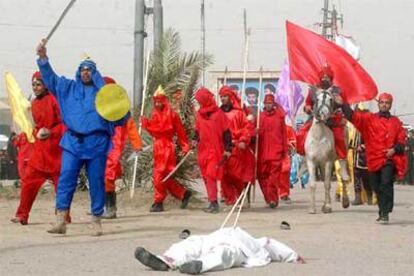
left=5, top=72, right=34, bottom=143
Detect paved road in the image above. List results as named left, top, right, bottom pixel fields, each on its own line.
left=1, top=183, right=413, bottom=275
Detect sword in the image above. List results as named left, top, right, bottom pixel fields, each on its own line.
left=44, top=0, right=77, bottom=45
left=126, top=145, right=151, bottom=162
left=162, top=151, right=192, bottom=182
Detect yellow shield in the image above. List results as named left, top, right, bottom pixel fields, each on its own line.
left=95, top=84, right=130, bottom=121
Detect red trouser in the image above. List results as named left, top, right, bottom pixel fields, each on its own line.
left=203, top=176, right=218, bottom=202
left=153, top=171, right=186, bottom=204
left=278, top=156, right=291, bottom=198
left=14, top=165, right=58, bottom=222
left=258, top=160, right=281, bottom=204
left=331, top=126, right=347, bottom=159
left=105, top=179, right=116, bottom=193
left=221, top=173, right=246, bottom=205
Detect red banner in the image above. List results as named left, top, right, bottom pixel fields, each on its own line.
left=286, top=21, right=378, bottom=104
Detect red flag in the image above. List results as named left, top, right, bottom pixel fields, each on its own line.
left=286, top=21, right=378, bottom=104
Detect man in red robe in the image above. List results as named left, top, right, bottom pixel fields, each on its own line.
left=336, top=92, right=407, bottom=223
left=141, top=88, right=192, bottom=212
left=11, top=71, right=65, bottom=225
left=258, top=94, right=287, bottom=208
left=279, top=123, right=296, bottom=203
left=296, top=65, right=349, bottom=180
left=218, top=86, right=254, bottom=205
left=102, top=77, right=143, bottom=219
left=194, top=87, right=232, bottom=213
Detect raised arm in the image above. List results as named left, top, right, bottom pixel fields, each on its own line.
left=36, top=39, right=72, bottom=97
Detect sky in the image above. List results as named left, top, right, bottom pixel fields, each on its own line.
left=0, top=0, right=413, bottom=124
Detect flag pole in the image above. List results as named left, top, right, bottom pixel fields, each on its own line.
left=240, top=29, right=250, bottom=108
left=253, top=66, right=263, bottom=203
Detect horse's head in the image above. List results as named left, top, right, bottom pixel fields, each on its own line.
left=313, top=89, right=334, bottom=122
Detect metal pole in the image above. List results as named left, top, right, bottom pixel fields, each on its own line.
left=201, top=0, right=206, bottom=86
left=332, top=5, right=338, bottom=39
left=322, top=0, right=329, bottom=39
left=154, top=0, right=163, bottom=52
left=133, top=0, right=146, bottom=109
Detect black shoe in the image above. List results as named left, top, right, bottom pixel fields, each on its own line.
left=181, top=190, right=192, bottom=209
left=150, top=203, right=164, bottom=212
left=381, top=214, right=389, bottom=224
left=269, top=201, right=278, bottom=209
left=134, top=247, right=169, bottom=271
left=179, top=260, right=203, bottom=275
left=203, top=201, right=219, bottom=214
left=281, top=196, right=292, bottom=204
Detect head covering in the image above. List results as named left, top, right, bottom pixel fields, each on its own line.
left=32, top=71, right=43, bottom=83
left=79, top=59, right=97, bottom=71
left=378, top=92, right=393, bottom=103
left=318, top=64, right=334, bottom=80
left=153, top=85, right=168, bottom=103
left=75, top=58, right=105, bottom=88
left=195, top=87, right=219, bottom=118
left=103, top=76, right=116, bottom=84
left=149, top=85, right=174, bottom=134
left=264, top=94, right=275, bottom=104
left=219, top=86, right=241, bottom=109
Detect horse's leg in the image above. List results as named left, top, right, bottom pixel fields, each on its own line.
left=306, top=159, right=317, bottom=214
left=322, top=161, right=333, bottom=213
left=338, top=159, right=350, bottom=208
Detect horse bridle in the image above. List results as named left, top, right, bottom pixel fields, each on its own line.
left=313, top=89, right=334, bottom=122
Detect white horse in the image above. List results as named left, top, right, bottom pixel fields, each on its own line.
left=305, top=88, right=349, bottom=214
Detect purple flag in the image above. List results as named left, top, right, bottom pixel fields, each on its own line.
left=276, top=59, right=304, bottom=123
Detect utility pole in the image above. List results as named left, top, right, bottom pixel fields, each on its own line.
left=133, top=0, right=163, bottom=110
left=133, top=0, right=146, bottom=109
left=201, top=0, right=206, bottom=86
left=153, top=0, right=163, bottom=52
left=320, top=0, right=343, bottom=41
left=321, top=0, right=329, bottom=39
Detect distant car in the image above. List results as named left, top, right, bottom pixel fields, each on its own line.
left=0, top=134, right=8, bottom=150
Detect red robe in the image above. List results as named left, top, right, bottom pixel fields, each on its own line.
left=195, top=88, right=230, bottom=202
left=258, top=105, right=287, bottom=204
left=351, top=111, right=407, bottom=179
left=105, top=117, right=142, bottom=192
left=29, top=92, right=64, bottom=173
left=219, top=86, right=254, bottom=204
left=14, top=92, right=64, bottom=223
left=142, top=96, right=190, bottom=203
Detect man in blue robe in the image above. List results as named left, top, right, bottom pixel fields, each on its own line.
left=36, top=40, right=129, bottom=236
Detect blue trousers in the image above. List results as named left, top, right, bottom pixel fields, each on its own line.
left=56, top=150, right=107, bottom=216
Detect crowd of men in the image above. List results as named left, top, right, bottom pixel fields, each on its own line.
left=8, top=39, right=409, bottom=237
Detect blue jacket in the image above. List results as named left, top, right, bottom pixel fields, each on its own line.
left=37, top=58, right=128, bottom=159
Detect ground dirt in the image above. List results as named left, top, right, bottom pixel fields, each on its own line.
left=0, top=181, right=413, bottom=276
